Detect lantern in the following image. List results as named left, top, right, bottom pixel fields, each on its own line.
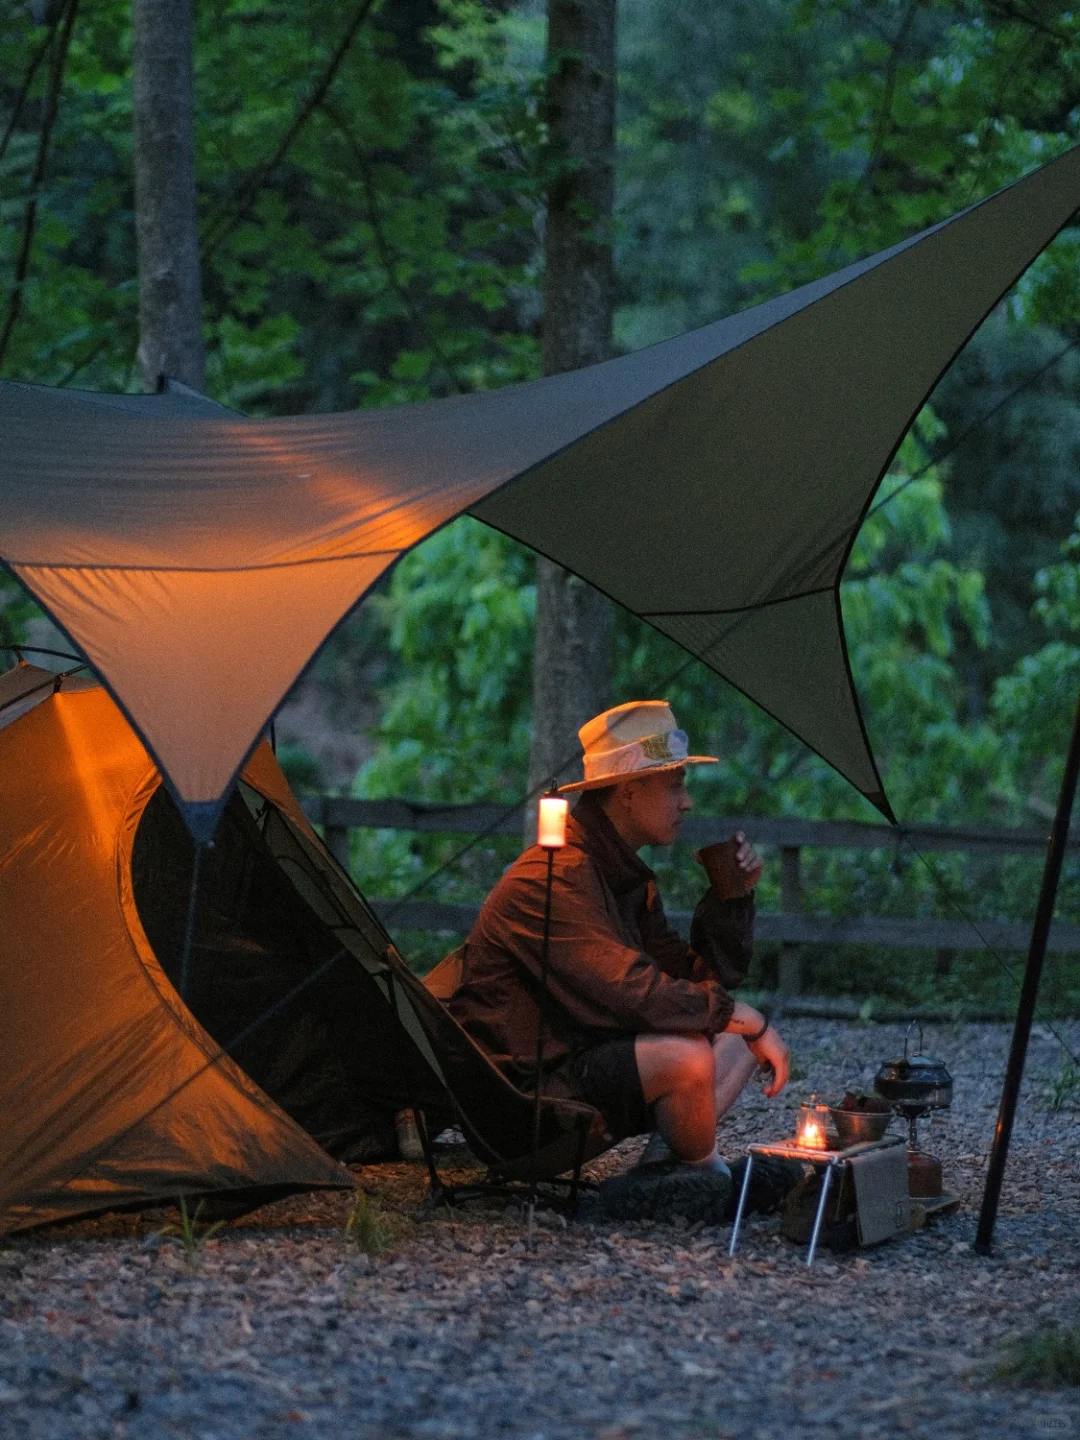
left=795, top=1099, right=830, bottom=1151
left=528, top=788, right=567, bottom=1249
left=537, top=794, right=569, bottom=849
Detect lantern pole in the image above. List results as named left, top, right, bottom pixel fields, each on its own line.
left=975, top=688, right=1080, bottom=1255
left=527, top=790, right=568, bottom=1249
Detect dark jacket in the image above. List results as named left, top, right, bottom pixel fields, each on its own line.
left=448, top=791, right=754, bottom=1097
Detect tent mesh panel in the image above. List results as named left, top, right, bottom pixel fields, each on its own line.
left=131, top=783, right=445, bottom=1162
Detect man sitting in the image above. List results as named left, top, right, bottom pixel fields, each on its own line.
left=448, top=700, right=790, bottom=1175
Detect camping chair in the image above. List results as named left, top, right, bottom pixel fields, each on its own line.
left=383, top=945, right=611, bottom=1211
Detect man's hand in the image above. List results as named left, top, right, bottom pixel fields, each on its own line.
left=733, top=831, right=763, bottom=890
left=748, top=1025, right=790, bottom=1098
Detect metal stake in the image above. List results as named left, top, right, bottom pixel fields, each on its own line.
left=975, top=688, right=1080, bottom=1255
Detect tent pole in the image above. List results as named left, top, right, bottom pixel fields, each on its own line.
left=975, top=687, right=1080, bottom=1256
left=178, top=842, right=205, bottom=1002
left=527, top=845, right=556, bottom=1249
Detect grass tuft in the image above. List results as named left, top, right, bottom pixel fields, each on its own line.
left=345, top=1189, right=396, bottom=1257
left=1043, top=1058, right=1080, bottom=1113
left=993, top=1327, right=1080, bottom=1388
left=158, top=1196, right=225, bottom=1271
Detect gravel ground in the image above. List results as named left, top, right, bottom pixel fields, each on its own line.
left=2, top=1019, right=1079, bottom=1440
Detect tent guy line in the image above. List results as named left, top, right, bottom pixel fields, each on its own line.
left=899, top=832, right=1080, bottom=1075
left=865, top=330, right=1080, bottom=522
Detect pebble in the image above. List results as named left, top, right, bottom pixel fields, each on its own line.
left=0, top=1020, right=1078, bottom=1438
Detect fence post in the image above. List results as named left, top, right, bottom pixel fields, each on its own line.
left=778, top=844, right=803, bottom=994
left=322, top=802, right=350, bottom=872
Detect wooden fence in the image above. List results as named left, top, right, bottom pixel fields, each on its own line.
left=299, top=796, right=1080, bottom=991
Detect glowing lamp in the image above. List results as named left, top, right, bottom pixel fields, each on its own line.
left=796, top=1101, right=830, bottom=1151
left=537, top=794, right=569, bottom=849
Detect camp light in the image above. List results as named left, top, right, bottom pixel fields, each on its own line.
left=527, top=788, right=568, bottom=1248
left=537, top=794, right=569, bottom=849
left=795, top=1099, right=830, bottom=1151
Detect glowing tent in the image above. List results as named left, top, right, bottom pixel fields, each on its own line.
left=3, top=145, right=1080, bottom=839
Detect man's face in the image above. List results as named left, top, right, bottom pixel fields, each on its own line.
left=622, top=767, right=693, bottom=847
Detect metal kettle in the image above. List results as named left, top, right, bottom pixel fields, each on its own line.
left=873, top=1021, right=953, bottom=1111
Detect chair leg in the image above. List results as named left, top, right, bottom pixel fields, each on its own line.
left=383, top=968, right=448, bottom=1208
left=413, top=1107, right=448, bottom=1209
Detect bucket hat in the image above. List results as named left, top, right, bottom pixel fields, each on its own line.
left=558, top=700, right=717, bottom=793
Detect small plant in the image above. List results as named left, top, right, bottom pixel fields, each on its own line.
left=158, top=1196, right=225, bottom=1270
left=1044, top=1058, right=1080, bottom=1112
left=345, top=1190, right=395, bottom=1257
left=993, top=1327, right=1080, bottom=1388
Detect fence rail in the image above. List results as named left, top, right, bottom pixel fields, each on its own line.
left=299, top=795, right=1080, bottom=987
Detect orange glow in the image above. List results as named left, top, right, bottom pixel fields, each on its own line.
left=538, top=795, right=569, bottom=849
left=796, top=1106, right=828, bottom=1150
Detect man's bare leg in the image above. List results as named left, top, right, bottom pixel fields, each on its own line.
left=634, top=1034, right=717, bottom=1163
left=712, top=1032, right=759, bottom=1118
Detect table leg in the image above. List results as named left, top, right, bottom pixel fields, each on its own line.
left=806, top=1161, right=835, bottom=1267
left=728, top=1152, right=754, bottom=1257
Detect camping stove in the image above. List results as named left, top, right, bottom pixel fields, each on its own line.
left=872, top=1021, right=953, bottom=1146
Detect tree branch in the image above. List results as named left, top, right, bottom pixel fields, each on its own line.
left=201, top=0, right=379, bottom=260
left=861, top=0, right=920, bottom=189
left=980, top=0, right=1074, bottom=46
left=0, top=0, right=79, bottom=370
left=320, top=99, right=463, bottom=395
left=0, top=23, right=56, bottom=165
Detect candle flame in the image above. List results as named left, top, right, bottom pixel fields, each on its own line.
left=798, top=1116, right=826, bottom=1150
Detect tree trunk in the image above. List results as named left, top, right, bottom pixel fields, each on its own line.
left=526, top=0, right=617, bottom=828
left=132, top=0, right=204, bottom=392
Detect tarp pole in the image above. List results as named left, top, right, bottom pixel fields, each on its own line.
left=178, top=842, right=205, bottom=1001
left=975, top=688, right=1080, bottom=1255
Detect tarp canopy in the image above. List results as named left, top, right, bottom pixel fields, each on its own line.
left=4, top=144, right=1080, bottom=837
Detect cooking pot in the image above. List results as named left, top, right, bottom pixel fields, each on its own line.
left=873, top=1021, right=953, bottom=1111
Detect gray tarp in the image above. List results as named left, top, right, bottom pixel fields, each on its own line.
left=3, top=144, right=1080, bottom=837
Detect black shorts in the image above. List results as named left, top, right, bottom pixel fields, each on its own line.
left=572, top=1034, right=655, bottom=1141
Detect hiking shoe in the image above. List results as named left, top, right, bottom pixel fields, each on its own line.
left=726, top=1154, right=805, bottom=1220
left=598, top=1162, right=733, bottom=1224
left=635, top=1131, right=672, bottom=1169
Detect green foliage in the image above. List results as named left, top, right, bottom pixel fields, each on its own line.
left=158, top=1196, right=225, bottom=1271
left=348, top=519, right=534, bottom=923
left=0, top=573, right=42, bottom=651
left=993, top=511, right=1080, bottom=815
left=993, top=1326, right=1080, bottom=1388
left=1043, top=1057, right=1080, bottom=1113
left=0, top=0, right=543, bottom=406
left=276, top=741, right=323, bottom=794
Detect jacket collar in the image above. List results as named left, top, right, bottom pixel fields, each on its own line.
left=569, top=790, right=654, bottom=896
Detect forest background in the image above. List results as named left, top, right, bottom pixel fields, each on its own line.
left=4, top=0, right=1080, bottom=1013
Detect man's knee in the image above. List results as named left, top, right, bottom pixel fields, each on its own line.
left=637, top=1033, right=714, bottom=1100
left=677, top=1036, right=716, bottom=1090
